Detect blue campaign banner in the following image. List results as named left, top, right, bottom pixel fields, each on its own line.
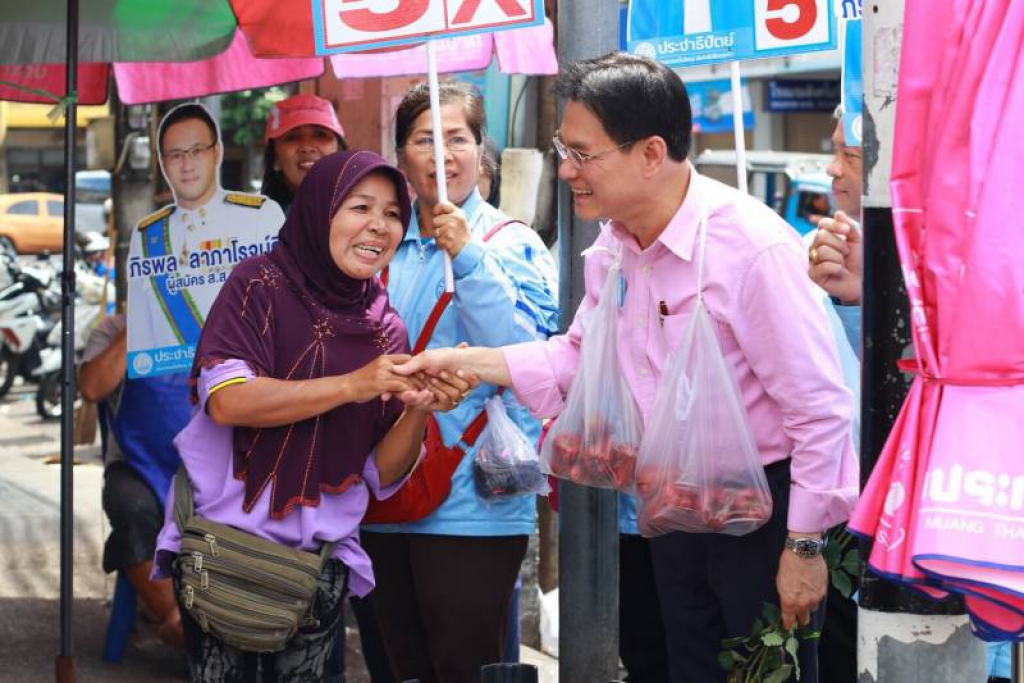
left=766, top=78, right=840, bottom=112
left=689, top=79, right=755, bottom=134
left=627, top=0, right=837, bottom=68
left=128, top=344, right=195, bottom=379
left=842, top=19, right=863, bottom=145
left=835, top=0, right=862, bottom=20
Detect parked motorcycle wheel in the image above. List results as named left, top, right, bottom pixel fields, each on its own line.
left=0, top=348, right=17, bottom=398
left=36, top=371, right=79, bottom=421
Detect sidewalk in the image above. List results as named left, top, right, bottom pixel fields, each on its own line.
left=0, top=383, right=560, bottom=682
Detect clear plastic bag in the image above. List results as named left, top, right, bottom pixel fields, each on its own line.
left=473, top=396, right=550, bottom=501
left=540, top=254, right=643, bottom=490
left=635, top=212, right=772, bottom=537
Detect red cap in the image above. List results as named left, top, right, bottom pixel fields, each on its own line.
left=264, top=94, right=345, bottom=143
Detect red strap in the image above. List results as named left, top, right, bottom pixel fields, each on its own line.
left=387, top=219, right=524, bottom=356
left=412, top=291, right=453, bottom=354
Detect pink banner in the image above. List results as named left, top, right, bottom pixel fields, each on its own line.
left=330, top=20, right=556, bottom=79
left=114, top=31, right=324, bottom=105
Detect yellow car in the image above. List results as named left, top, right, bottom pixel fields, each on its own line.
left=0, top=192, right=65, bottom=254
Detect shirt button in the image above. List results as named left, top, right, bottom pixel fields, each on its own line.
left=639, top=368, right=650, bottom=376
left=635, top=316, right=645, bottom=327
left=641, top=266, right=651, bottom=274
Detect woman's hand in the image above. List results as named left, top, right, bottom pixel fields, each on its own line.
left=432, top=202, right=471, bottom=257
left=343, top=354, right=422, bottom=404
left=399, top=366, right=479, bottom=412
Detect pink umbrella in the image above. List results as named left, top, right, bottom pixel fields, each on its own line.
left=849, top=0, right=1024, bottom=639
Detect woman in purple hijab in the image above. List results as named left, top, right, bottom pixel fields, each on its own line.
left=152, top=150, right=474, bottom=682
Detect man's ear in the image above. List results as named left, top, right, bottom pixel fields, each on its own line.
left=639, top=136, right=669, bottom=178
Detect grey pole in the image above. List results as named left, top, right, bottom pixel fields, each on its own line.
left=1015, top=642, right=1024, bottom=683
left=857, top=2, right=987, bottom=680
left=555, top=1, right=621, bottom=680
left=56, top=0, right=79, bottom=681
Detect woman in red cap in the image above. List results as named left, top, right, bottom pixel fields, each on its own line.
left=261, top=94, right=347, bottom=214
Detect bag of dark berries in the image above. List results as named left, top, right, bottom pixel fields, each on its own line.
left=474, top=395, right=550, bottom=501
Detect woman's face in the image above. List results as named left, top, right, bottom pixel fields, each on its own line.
left=398, top=103, right=481, bottom=209
left=329, top=172, right=405, bottom=280
left=274, top=124, right=341, bottom=192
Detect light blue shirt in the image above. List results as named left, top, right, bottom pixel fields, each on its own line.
left=367, top=190, right=559, bottom=536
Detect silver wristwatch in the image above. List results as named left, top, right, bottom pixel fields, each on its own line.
left=784, top=536, right=825, bottom=559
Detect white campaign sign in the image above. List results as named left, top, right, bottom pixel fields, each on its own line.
left=314, top=0, right=543, bottom=54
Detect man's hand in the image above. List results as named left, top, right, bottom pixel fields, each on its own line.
left=808, top=210, right=862, bottom=304
left=777, top=538, right=828, bottom=631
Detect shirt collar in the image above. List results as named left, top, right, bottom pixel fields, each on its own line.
left=175, top=187, right=225, bottom=219
left=607, top=163, right=703, bottom=262
left=402, top=188, right=485, bottom=244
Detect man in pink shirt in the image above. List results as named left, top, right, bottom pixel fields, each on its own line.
left=397, top=52, right=858, bottom=683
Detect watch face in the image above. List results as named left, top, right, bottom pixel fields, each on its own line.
left=790, top=538, right=823, bottom=557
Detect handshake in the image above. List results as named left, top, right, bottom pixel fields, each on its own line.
left=353, top=346, right=492, bottom=413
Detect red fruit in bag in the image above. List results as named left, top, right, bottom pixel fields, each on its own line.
left=550, top=432, right=581, bottom=476
left=635, top=466, right=661, bottom=498
left=609, top=442, right=638, bottom=489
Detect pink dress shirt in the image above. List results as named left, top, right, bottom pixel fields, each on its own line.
left=503, top=169, right=858, bottom=533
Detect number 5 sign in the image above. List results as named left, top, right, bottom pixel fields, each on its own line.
left=627, top=0, right=836, bottom=68
left=313, top=0, right=544, bottom=54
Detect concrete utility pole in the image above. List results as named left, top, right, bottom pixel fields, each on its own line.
left=555, top=0, right=621, bottom=680
left=858, top=3, right=987, bottom=680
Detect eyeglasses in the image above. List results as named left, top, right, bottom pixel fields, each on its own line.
left=552, top=135, right=634, bottom=169
left=162, top=141, right=217, bottom=167
left=405, top=134, right=476, bottom=154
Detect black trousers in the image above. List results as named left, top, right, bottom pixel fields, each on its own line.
left=649, top=460, right=824, bottom=683
left=361, top=532, right=527, bottom=683
left=619, top=534, right=669, bottom=683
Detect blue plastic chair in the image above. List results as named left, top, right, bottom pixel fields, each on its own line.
left=102, top=572, right=137, bottom=663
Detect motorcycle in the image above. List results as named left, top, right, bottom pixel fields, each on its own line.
left=0, top=256, right=60, bottom=399
left=33, top=267, right=107, bottom=419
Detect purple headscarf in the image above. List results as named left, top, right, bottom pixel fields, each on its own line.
left=192, top=150, right=413, bottom=520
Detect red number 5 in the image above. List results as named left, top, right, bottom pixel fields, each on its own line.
left=341, top=0, right=430, bottom=32
left=765, top=0, right=817, bottom=40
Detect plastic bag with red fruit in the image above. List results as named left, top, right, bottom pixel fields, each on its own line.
left=473, top=395, right=550, bottom=501
left=636, top=209, right=771, bottom=536
left=539, top=253, right=642, bottom=491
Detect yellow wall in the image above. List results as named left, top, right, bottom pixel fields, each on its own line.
left=0, top=102, right=110, bottom=131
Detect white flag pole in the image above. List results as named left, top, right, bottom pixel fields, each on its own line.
left=426, top=39, right=455, bottom=292
left=729, top=60, right=748, bottom=195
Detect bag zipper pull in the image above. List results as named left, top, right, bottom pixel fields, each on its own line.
left=192, top=551, right=203, bottom=573
left=204, top=533, right=219, bottom=557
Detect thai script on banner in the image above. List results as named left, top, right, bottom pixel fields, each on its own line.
left=627, top=0, right=837, bottom=69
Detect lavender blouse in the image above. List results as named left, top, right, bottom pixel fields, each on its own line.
left=153, top=359, right=414, bottom=597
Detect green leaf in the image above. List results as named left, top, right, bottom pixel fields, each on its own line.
left=762, top=602, right=781, bottom=623
left=718, top=650, right=737, bottom=671
left=841, top=549, right=862, bottom=574
left=752, top=617, right=765, bottom=635
left=764, top=663, right=794, bottom=683
left=832, top=568, right=854, bottom=598
left=762, top=632, right=785, bottom=647
left=721, top=635, right=748, bottom=648
left=796, top=627, right=821, bottom=641
left=786, top=637, right=801, bottom=679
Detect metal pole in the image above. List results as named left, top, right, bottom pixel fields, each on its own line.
left=56, top=0, right=79, bottom=681
left=555, top=1, right=620, bottom=680
left=1015, top=642, right=1024, bottom=683
left=857, top=3, right=986, bottom=680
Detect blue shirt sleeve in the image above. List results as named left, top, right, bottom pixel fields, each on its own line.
left=834, top=303, right=862, bottom=360
left=452, top=220, right=559, bottom=346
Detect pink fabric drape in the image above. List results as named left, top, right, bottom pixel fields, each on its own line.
left=849, top=0, right=1024, bottom=640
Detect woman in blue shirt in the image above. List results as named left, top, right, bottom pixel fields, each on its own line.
left=361, top=80, right=559, bottom=683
